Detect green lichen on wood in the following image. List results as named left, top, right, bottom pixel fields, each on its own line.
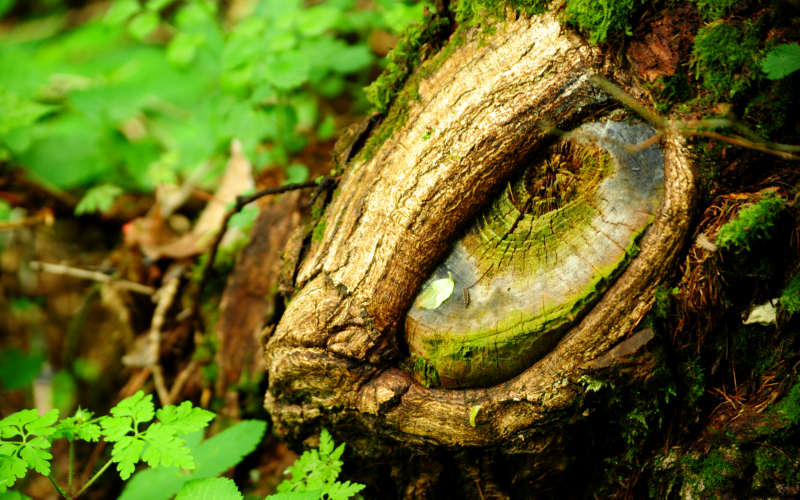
left=401, top=354, right=441, bottom=388
left=715, top=192, right=786, bottom=252
left=311, top=218, right=326, bottom=243
left=405, top=121, right=665, bottom=388
left=417, top=229, right=645, bottom=387
left=563, top=0, right=642, bottom=44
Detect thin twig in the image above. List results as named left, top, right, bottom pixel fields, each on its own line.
left=166, top=359, right=199, bottom=403
left=0, top=208, right=54, bottom=230
left=589, top=74, right=800, bottom=161
left=589, top=74, right=666, bottom=128
left=47, top=474, right=67, bottom=498
left=73, top=458, right=113, bottom=499
left=188, top=179, right=329, bottom=327
left=149, top=264, right=183, bottom=405
left=29, top=261, right=155, bottom=295
left=685, top=130, right=800, bottom=161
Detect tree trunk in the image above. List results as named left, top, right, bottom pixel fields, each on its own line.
left=264, top=4, right=800, bottom=498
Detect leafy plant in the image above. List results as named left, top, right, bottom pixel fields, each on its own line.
left=74, top=184, right=123, bottom=215
left=118, top=419, right=266, bottom=500
left=0, top=391, right=214, bottom=497
left=761, top=43, right=800, bottom=80
left=0, top=0, right=427, bottom=213
left=268, top=429, right=365, bottom=500
left=1, top=391, right=364, bottom=500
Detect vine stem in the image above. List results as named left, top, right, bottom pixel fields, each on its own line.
left=72, top=458, right=113, bottom=499
left=47, top=474, right=67, bottom=498
left=68, top=439, right=74, bottom=494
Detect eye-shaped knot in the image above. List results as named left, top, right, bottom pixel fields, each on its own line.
left=405, top=121, right=666, bottom=388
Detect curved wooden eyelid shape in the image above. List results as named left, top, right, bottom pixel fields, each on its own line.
left=265, top=11, right=695, bottom=450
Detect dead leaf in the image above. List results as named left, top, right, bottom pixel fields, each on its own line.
left=125, top=139, right=255, bottom=260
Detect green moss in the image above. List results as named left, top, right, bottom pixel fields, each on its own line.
left=311, top=218, right=326, bottom=243
left=650, top=74, right=691, bottom=114
left=359, top=27, right=465, bottom=162
left=563, top=0, right=642, bottom=44
left=753, top=445, right=800, bottom=491
left=691, top=0, right=737, bottom=20
left=680, top=355, right=706, bottom=408
left=715, top=192, right=786, bottom=252
left=692, top=20, right=762, bottom=99
left=684, top=449, right=736, bottom=492
left=743, top=80, right=795, bottom=139
left=768, top=375, right=800, bottom=427
left=779, top=271, right=800, bottom=315
left=453, top=0, right=549, bottom=26
left=365, top=14, right=451, bottom=114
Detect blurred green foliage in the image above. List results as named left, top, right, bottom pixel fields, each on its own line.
left=0, top=0, right=427, bottom=212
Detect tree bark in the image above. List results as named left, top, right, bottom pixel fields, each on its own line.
left=263, top=4, right=799, bottom=498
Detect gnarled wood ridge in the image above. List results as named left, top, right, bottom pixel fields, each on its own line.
left=265, top=11, right=695, bottom=451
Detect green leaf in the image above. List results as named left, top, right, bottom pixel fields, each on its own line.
left=325, top=480, right=366, bottom=500
left=23, top=410, right=59, bottom=437
left=54, top=409, right=101, bottom=442
left=284, top=164, right=309, bottom=185
left=110, top=391, right=155, bottom=425
left=18, top=443, right=52, bottom=475
left=267, top=492, right=321, bottom=500
left=1, top=410, right=37, bottom=436
left=0, top=348, right=43, bottom=390
left=167, top=32, right=204, bottom=66
left=155, top=401, right=215, bottom=435
left=262, top=52, right=310, bottom=90
left=0, top=455, right=28, bottom=492
left=175, top=477, right=242, bottom=500
left=110, top=435, right=146, bottom=480
left=75, top=184, right=123, bottom=215
left=296, top=6, right=341, bottom=36
left=761, top=43, right=800, bottom=80
left=141, top=423, right=194, bottom=470
left=274, top=429, right=363, bottom=498
left=0, top=87, right=55, bottom=137
left=118, top=421, right=266, bottom=500
left=228, top=205, right=259, bottom=230
left=128, top=10, right=160, bottom=41
left=145, top=0, right=177, bottom=12
left=317, top=114, right=336, bottom=140
left=105, top=0, right=142, bottom=25
left=417, top=272, right=455, bottom=310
